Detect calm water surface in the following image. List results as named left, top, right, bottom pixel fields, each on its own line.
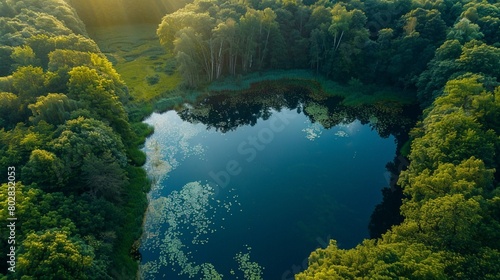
left=140, top=93, right=397, bottom=279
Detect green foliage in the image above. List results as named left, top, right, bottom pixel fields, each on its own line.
left=16, top=230, right=93, bottom=279
left=110, top=165, right=149, bottom=278
left=159, top=0, right=378, bottom=87
left=401, top=157, right=493, bottom=202
left=0, top=184, right=105, bottom=274
left=447, top=18, right=484, bottom=44
left=45, top=49, right=92, bottom=92
left=0, top=92, right=19, bottom=128
left=145, top=74, right=160, bottom=85
left=0, top=10, right=72, bottom=47
left=68, top=66, right=131, bottom=137
left=408, top=109, right=496, bottom=171
left=297, top=239, right=446, bottom=279
left=81, top=152, right=128, bottom=202
left=127, top=147, right=147, bottom=166
left=0, top=124, right=46, bottom=172
left=47, top=49, right=91, bottom=71
left=155, top=0, right=467, bottom=89
left=154, top=96, right=184, bottom=111
left=0, top=46, right=14, bottom=76
left=458, top=41, right=500, bottom=77
left=417, top=40, right=500, bottom=106
left=1, top=0, right=87, bottom=35
left=51, top=117, right=127, bottom=190
left=11, top=66, right=45, bottom=102
left=10, top=45, right=40, bottom=69
left=21, top=149, right=68, bottom=190
left=400, top=193, right=483, bottom=252
left=416, top=39, right=464, bottom=105
left=26, top=34, right=99, bottom=68
left=0, top=1, right=148, bottom=278
left=461, top=1, right=500, bottom=45
left=28, top=93, right=78, bottom=125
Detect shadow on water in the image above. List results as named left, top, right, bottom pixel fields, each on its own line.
left=178, top=83, right=417, bottom=139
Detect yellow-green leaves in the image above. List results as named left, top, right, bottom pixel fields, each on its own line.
left=296, top=238, right=447, bottom=279
left=28, top=93, right=78, bottom=125
left=12, top=66, right=45, bottom=101
left=17, top=230, right=93, bottom=279
left=447, top=18, right=484, bottom=44
left=21, top=149, right=67, bottom=189
left=10, top=45, right=39, bottom=69
left=68, top=66, right=130, bottom=137
left=400, top=157, right=493, bottom=202
left=459, top=42, right=500, bottom=77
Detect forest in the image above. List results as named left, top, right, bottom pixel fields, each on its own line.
left=0, top=0, right=151, bottom=278
left=0, top=0, right=499, bottom=279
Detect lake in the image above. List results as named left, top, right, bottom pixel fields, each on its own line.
left=140, top=89, right=400, bottom=279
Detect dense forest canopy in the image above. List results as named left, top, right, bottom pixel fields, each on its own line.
left=0, top=0, right=499, bottom=279
left=0, top=0, right=151, bottom=278
left=157, top=0, right=500, bottom=94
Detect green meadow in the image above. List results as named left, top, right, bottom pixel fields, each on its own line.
left=89, top=24, right=181, bottom=102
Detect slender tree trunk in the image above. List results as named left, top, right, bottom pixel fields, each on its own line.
left=199, top=40, right=212, bottom=82
left=211, top=40, right=215, bottom=81
left=335, top=30, right=344, bottom=52
left=216, top=39, right=223, bottom=79
left=316, top=51, right=319, bottom=74
left=232, top=36, right=239, bottom=75
left=259, top=25, right=271, bottom=70
left=229, top=45, right=235, bottom=76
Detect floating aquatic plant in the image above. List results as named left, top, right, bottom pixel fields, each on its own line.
left=302, top=123, right=323, bottom=141
left=141, top=181, right=264, bottom=279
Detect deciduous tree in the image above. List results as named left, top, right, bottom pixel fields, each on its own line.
left=28, top=93, right=78, bottom=125
left=16, top=230, right=93, bottom=279
left=11, top=66, right=46, bottom=103
left=21, top=149, right=68, bottom=190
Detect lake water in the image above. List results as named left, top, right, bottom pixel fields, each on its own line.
left=140, top=91, right=398, bottom=279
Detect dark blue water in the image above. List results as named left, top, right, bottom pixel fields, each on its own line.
left=140, top=103, right=396, bottom=279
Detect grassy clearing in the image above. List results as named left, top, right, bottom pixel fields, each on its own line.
left=89, top=24, right=181, bottom=102
left=115, top=55, right=181, bottom=102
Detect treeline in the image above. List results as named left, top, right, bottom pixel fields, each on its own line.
left=294, top=0, right=500, bottom=279
left=157, top=0, right=499, bottom=92
left=0, top=0, right=149, bottom=279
